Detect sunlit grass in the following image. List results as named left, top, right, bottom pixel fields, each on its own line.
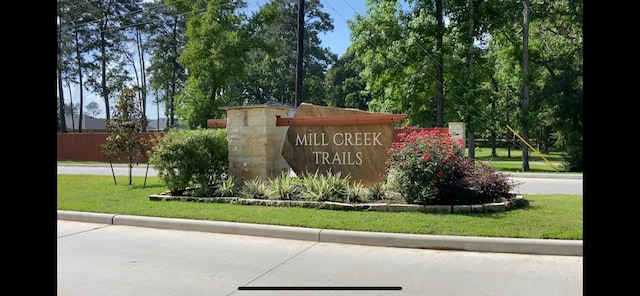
left=57, top=175, right=582, bottom=240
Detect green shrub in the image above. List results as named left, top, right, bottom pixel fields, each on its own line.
left=386, top=128, right=517, bottom=205
left=386, top=128, right=465, bottom=204
left=436, top=158, right=519, bottom=204
left=148, top=128, right=228, bottom=196
left=561, top=146, right=583, bottom=172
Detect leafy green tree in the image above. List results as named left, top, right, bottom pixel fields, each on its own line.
left=170, top=0, right=250, bottom=128
left=351, top=0, right=444, bottom=126
left=57, top=8, right=67, bottom=133
left=101, top=87, right=151, bottom=185
left=482, top=0, right=582, bottom=171
left=145, top=0, right=188, bottom=126
left=231, top=0, right=336, bottom=107
left=528, top=0, right=583, bottom=171
left=324, top=47, right=370, bottom=110
left=83, top=0, right=142, bottom=122
left=440, top=0, right=498, bottom=158
left=350, top=1, right=407, bottom=115
left=121, top=0, right=169, bottom=128
left=58, top=0, right=98, bottom=133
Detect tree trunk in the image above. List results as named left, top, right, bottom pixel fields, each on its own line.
left=521, top=0, right=531, bottom=172
left=467, top=131, right=476, bottom=159
left=100, top=30, right=110, bottom=122
left=74, top=29, right=85, bottom=133
left=295, top=0, right=305, bottom=107
left=490, top=101, right=497, bottom=157
left=466, top=0, right=475, bottom=159
left=170, top=18, right=178, bottom=126
left=57, top=15, right=67, bottom=133
left=137, top=28, right=147, bottom=131
left=435, top=0, right=444, bottom=127
left=67, top=84, right=76, bottom=131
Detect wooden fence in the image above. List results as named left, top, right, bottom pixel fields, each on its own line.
left=57, top=133, right=164, bottom=163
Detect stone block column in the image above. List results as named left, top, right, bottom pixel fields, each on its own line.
left=225, top=106, right=291, bottom=182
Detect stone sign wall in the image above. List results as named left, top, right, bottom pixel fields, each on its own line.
left=281, top=104, right=399, bottom=186
left=217, top=103, right=456, bottom=187
left=225, top=105, right=291, bottom=181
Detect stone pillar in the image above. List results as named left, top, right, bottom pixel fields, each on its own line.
left=225, top=106, right=291, bottom=181
left=448, top=122, right=466, bottom=148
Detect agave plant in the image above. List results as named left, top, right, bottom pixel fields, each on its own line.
left=266, top=171, right=301, bottom=200
left=238, top=177, right=268, bottom=199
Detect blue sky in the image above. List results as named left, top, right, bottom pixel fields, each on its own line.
left=250, top=0, right=367, bottom=57
left=66, top=0, right=367, bottom=120
left=317, top=0, right=367, bottom=56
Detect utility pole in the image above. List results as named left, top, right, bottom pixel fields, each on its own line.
left=295, top=0, right=304, bottom=107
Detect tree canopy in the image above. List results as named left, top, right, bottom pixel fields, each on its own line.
left=57, top=0, right=583, bottom=171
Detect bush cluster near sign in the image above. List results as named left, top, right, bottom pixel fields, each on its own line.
left=386, top=128, right=518, bottom=205
left=149, top=128, right=517, bottom=205
left=149, top=128, right=228, bottom=197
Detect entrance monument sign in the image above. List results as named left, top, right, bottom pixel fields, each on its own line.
left=281, top=103, right=406, bottom=186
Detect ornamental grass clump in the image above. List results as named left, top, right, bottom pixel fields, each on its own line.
left=385, top=128, right=516, bottom=205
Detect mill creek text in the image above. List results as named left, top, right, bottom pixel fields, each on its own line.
left=295, top=132, right=383, bottom=165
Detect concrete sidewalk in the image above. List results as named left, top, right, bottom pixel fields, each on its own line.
left=57, top=210, right=582, bottom=257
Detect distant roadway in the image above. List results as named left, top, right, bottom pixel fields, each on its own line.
left=56, top=163, right=582, bottom=195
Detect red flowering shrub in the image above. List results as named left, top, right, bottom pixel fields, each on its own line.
left=386, top=128, right=518, bottom=205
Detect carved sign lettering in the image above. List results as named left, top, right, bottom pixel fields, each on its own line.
left=282, top=104, right=398, bottom=186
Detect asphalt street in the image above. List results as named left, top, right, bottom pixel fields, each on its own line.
left=56, top=163, right=583, bottom=195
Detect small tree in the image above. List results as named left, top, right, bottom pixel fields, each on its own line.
left=101, top=87, right=152, bottom=185
left=85, top=101, right=103, bottom=117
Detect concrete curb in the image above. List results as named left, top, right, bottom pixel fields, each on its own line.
left=57, top=210, right=582, bottom=257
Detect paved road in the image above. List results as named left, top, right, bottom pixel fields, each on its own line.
left=56, top=163, right=583, bottom=195
left=58, top=220, right=583, bottom=296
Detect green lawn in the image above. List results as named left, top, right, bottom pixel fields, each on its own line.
left=57, top=174, right=583, bottom=240
left=469, top=147, right=569, bottom=173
